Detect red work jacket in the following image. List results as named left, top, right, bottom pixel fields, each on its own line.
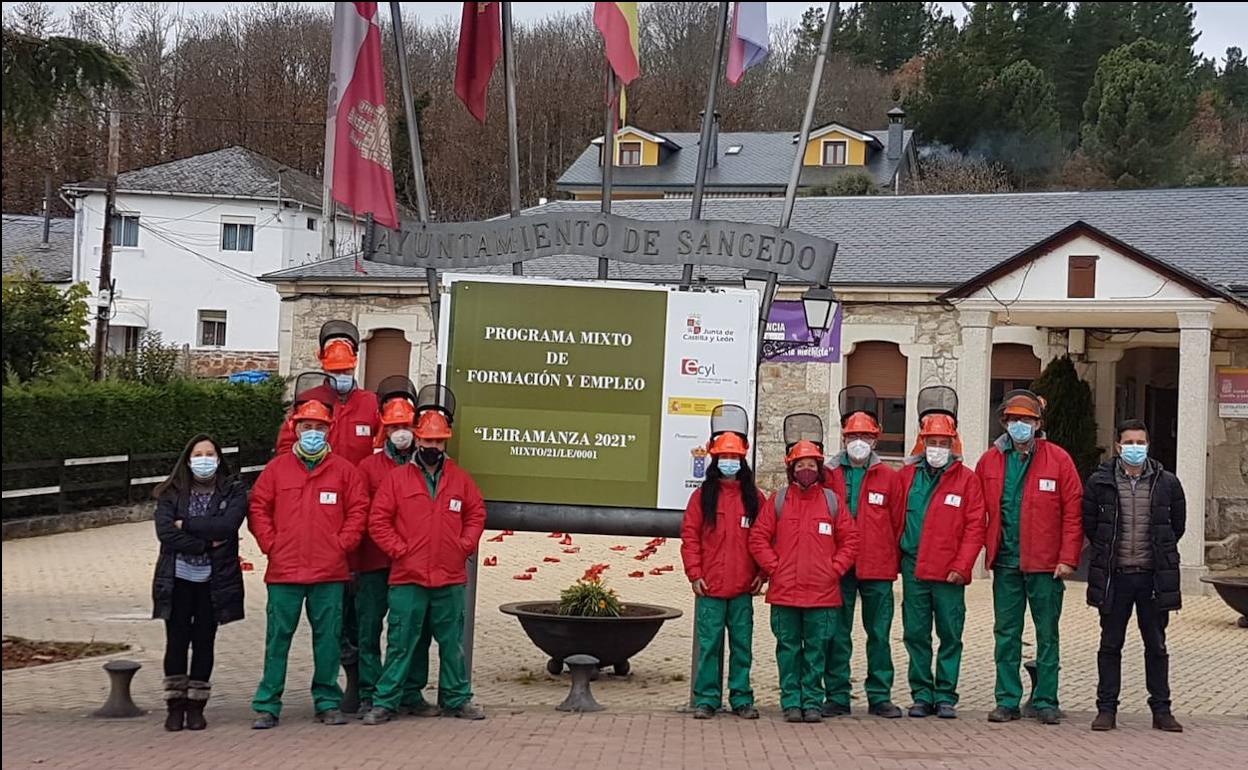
left=898, top=459, right=987, bottom=583
left=247, top=452, right=368, bottom=584
left=748, top=483, right=860, bottom=608
left=352, top=449, right=407, bottom=573
left=823, top=455, right=906, bottom=581
left=275, top=387, right=381, bottom=466
left=680, top=481, right=767, bottom=598
left=976, top=436, right=1084, bottom=573
left=368, top=458, right=487, bottom=588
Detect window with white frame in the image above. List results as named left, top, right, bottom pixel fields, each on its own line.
left=618, top=141, right=643, bottom=166
left=221, top=217, right=255, bottom=252
left=111, top=213, right=140, bottom=247
left=198, top=310, right=227, bottom=347
left=821, top=140, right=848, bottom=166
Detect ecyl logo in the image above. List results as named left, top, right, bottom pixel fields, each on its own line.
left=681, top=358, right=716, bottom=377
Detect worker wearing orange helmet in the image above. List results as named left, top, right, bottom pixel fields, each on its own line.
left=897, top=386, right=986, bottom=721
left=348, top=377, right=434, bottom=717
left=976, top=389, right=1082, bottom=726
left=275, top=321, right=380, bottom=466
left=821, top=386, right=907, bottom=720
left=680, top=405, right=768, bottom=721
left=248, top=373, right=370, bottom=729
left=750, top=414, right=860, bottom=724
left=364, top=385, right=487, bottom=724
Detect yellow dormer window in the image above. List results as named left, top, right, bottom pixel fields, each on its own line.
left=619, top=141, right=643, bottom=166
left=821, top=140, right=847, bottom=166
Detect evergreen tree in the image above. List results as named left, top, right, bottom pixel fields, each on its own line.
left=1081, top=39, right=1196, bottom=186
left=1032, top=355, right=1101, bottom=479
left=1058, top=2, right=1131, bottom=137
left=1219, top=47, right=1248, bottom=115
left=1130, top=1, right=1198, bottom=71
left=1014, top=1, right=1070, bottom=82
left=840, top=1, right=935, bottom=73
left=794, top=6, right=827, bottom=64
left=960, top=2, right=1022, bottom=74
left=911, top=47, right=985, bottom=149
left=981, top=59, right=1062, bottom=186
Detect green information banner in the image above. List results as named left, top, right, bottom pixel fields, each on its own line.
left=446, top=280, right=668, bottom=508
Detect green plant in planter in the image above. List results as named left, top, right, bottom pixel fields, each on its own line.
left=558, top=577, right=623, bottom=617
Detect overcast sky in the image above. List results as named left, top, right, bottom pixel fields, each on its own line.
left=41, top=2, right=1247, bottom=63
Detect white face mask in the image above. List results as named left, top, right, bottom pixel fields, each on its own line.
left=389, top=429, right=413, bottom=450
left=846, top=439, right=872, bottom=462
left=925, top=446, right=951, bottom=468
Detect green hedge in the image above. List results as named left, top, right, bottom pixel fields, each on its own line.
left=2, top=378, right=287, bottom=463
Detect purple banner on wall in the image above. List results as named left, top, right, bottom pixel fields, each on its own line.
left=763, top=300, right=842, bottom=363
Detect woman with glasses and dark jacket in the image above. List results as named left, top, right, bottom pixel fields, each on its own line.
left=151, top=433, right=248, bottom=731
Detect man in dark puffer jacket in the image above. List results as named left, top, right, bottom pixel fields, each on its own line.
left=1081, top=419, right=1186, bottom=734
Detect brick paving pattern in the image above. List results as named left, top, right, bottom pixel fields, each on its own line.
left=3, top=523, right=1246, bottom=768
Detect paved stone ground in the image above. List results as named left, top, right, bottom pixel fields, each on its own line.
left=3, top=523, right=1246, bottom=768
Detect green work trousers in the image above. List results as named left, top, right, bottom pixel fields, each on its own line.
left=901, top=556, right=965, bottom=706
left=373, top=584, right=471, bottom=712
left=692, top=594, right=755, bottom=710
left=351, top=571, right=435, bottom=706
left=993, top=567, right=1065, bottom=711
left=770, top=605, right=835, bottom=711
left=253, top=582, right=346, bottom=717
left=825, top=572, right=896, bottom=708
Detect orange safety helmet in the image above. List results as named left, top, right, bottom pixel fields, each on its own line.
left=842, top=412, right=881, bottom=435
left=414, top=410, right=453, bottom=440
left=380, top=398, right=417, bottom=426
left=291, top=398, right=333, bottom=425
left=318, top=338, right=358, bottom=373
left=919, top=413, right=958, bottom=439
left=785, top=439, right=825, bottom=466
left=1002, top=391, right=1043, bottom=419
left=708, top=432, right=748, bottom=457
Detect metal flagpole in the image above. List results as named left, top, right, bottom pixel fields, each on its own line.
left=389, top=3, right=439, bottom=333
left=502, top=2, right=524, bottom=275
left=759, top=1, right=838, bottom=341
left=598, top=64, right=617, bottom=280
left=682, top=1, right=730, bottom=291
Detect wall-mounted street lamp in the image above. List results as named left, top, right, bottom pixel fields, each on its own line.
left=743, top=270, right=838, bottom=361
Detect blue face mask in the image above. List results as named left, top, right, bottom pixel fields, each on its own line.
left=299, top=430, right=327, bottom=454
left=1120, top=444, right=1149, bottom=466
left=331, top=374, right=355, bottom=394
left=1007, top=421, right=1035, bottom=443
left=718, top=459, right=741, bottom=477
left=189, top=456, right=218, bottom=479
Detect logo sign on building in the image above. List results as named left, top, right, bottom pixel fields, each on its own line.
left=1216, top=367, right=1248, bottom=418
left=439, top=276, right=758, bottom=510
left=763, top=300, right=842, bottom=363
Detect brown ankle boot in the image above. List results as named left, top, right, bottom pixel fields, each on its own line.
left=1090, top=711, right=1116, bottom=731
left=1152, top=712, right=1183, bottom=733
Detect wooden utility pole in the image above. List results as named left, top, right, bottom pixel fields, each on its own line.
left=92, top=107, right=121, bottom=381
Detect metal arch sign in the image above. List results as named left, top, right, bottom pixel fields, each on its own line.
left=370, top=212, right=837, bottom=284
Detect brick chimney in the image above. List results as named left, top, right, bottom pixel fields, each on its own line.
left=699, top=110, right=721, bottom=168
left=887, top=106, right=905, bottom=161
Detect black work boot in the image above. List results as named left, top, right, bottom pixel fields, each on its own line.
left=821, top=701, right=851, bottom=717
left=869, top=701, right=903, bottom=719
left=988, top=706, right=1021, bottom=723
left=784, top=707, right=804, bottom=723
left=692, top=705, right=716, bottom=719
left=184, top=680, right=210, bottom=730
left=1091, top=711, right=1116, bottom=731
left=908, top=701, right=934, bottom=718
left=162, top=675, right=189, bottom=732
left=1153, top=712, right=1184, bottom=733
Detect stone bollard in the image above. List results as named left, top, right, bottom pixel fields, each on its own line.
left=92, top=660, right=144, bottom=718
left=557, top=655, right=604, bottom=713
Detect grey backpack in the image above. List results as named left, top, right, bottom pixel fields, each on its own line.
left=774, top=486, right=839, bottom=519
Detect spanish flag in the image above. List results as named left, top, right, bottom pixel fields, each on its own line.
left=594, top=2, right=639, bottom=120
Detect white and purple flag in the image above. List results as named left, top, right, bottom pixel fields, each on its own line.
left=727, top=2, right=769, bottom=86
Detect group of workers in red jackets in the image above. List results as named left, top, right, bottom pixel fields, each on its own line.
left=248, top=321, right=486, bottom=729
left=681, top=385, right=1088, bottom=726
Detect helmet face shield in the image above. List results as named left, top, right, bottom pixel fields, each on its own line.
left=377, top=375, right=417, bottom=407
left=917, top=385, right=958, bottom=421
left=783, top=413, right=825, bottom=453
left=838, top=385, right=879, bottom=428
left=1000, top=389, right=1043, bottom=420
left=291, top=372, right=336, bottom=423
left=710, top=404, right=749, bottom=439
left=416, top=384, right=457, bottom=420
left=319, top=320, right=361, bottom=350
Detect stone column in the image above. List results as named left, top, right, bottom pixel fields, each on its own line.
left=1087, top=347, right=1125, bottom=460
left=956, top=309, right=996, bottom=470
left=1175, top=309, right=1213, bottom=592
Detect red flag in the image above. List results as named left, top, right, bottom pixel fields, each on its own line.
left=455, top=2, right=502, bottom=123
left=327, top=2, right=398, bottom=229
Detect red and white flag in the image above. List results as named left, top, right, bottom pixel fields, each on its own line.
left=326, top=2, right=398, bottom=229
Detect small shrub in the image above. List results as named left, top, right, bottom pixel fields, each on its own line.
left=558, top=577, right=623, bottom=617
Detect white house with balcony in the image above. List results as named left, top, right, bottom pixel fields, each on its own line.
left=62, top=146, right=361, bottom=372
